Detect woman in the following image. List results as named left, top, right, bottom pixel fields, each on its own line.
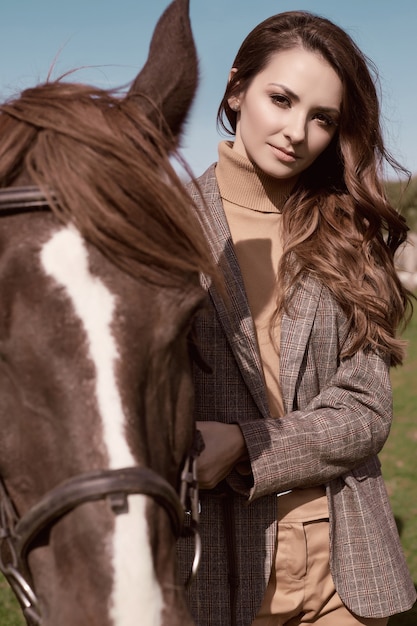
left=178, top=10, right=416, bottom=626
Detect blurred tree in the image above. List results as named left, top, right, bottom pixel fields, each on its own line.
left=385, top=176, right=417, bottom=232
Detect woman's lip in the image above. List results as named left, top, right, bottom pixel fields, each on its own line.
left=269, top=144, right=298, bottom=162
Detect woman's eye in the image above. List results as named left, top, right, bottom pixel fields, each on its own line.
left=270, top=94, right=291, bottom=107
left=314, top=113, right=337, bottom=127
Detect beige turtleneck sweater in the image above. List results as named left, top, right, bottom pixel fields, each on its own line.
left=215, top=141, right=294, bottom=419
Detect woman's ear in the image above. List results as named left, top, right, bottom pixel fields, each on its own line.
left=228, top=67, right=238, bottom=82
left=228, top=97, right=241, bottom=112
left=227, top=68, right=241, bottom=111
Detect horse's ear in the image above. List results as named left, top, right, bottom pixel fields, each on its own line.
left=128, top=0, right=198, bottom=146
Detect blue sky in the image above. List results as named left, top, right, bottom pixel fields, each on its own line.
left=1, top=1, right=416, bottom=178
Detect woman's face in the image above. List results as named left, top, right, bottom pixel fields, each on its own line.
left=230, top=47, right=343, bottom=180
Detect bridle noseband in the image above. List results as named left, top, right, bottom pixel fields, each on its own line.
left=0, top=462, right=200, bottom=625
left=0, top=186, right=202, bottom=625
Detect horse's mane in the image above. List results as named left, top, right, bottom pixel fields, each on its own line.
left=0, top=80, right=214, bottom=286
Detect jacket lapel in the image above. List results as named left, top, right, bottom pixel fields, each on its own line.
left=190, top=165, right=322, bottom=419
left=280, top=275, right=323, bottom=412
left=191, top=166, right=270, bottom=419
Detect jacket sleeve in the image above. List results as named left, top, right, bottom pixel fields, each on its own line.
left=239, top=328, right=392, bottom=501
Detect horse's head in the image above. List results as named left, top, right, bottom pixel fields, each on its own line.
left=0, top=1, right=211, bottom=625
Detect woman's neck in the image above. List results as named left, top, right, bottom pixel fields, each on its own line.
left=215, top=140, right=297, bottom=213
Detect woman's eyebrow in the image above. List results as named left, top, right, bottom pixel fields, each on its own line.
left=268, top=83, right=299, bottom=100
left=317, top=105, right=341, bottom=117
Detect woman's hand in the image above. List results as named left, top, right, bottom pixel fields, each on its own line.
left=196, top=421, right=248, bottom=489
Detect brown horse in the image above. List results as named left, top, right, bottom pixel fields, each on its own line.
left=0, top=1, right=212, bottom=625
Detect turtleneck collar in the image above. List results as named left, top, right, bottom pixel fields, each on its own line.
left=215, top=140, right=296, bottom=214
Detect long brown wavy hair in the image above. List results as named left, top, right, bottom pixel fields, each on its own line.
left=218, top=10, right=413, bottom=366
left=0, top=80, right=215, bottom=288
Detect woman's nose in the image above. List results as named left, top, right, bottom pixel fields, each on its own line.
left=283, top=113, right=306, bottom=144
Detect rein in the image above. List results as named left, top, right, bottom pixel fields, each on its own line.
left=0, top=185, right=202, bottom=625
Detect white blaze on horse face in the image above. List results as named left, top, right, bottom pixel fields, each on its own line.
left=40, top=226, right=164, bottom=626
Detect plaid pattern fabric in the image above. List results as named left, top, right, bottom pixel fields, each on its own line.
left=177, top=166, right=416, bottom=625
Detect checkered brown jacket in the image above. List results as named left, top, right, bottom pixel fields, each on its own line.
left=177, top=165, right=416, bottom=625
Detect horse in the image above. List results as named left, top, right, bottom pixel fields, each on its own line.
left=0, top=1, right=213, bottom=624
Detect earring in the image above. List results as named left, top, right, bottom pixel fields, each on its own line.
left=231, top=102, right=240, bottom=112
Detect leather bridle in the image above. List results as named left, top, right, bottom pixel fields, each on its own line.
left=0, top=185, right=53, bottom=213
left=0, top=186, right=202, bottom=625
left=0, top=461, right=201, bottom=626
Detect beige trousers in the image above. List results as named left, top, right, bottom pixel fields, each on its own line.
left=252, top=490, right=389, bottom=626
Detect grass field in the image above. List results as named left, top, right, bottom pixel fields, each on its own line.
left=0, top=309, right=416, bottom=625
left=382, top=305, right=417, bottom=626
